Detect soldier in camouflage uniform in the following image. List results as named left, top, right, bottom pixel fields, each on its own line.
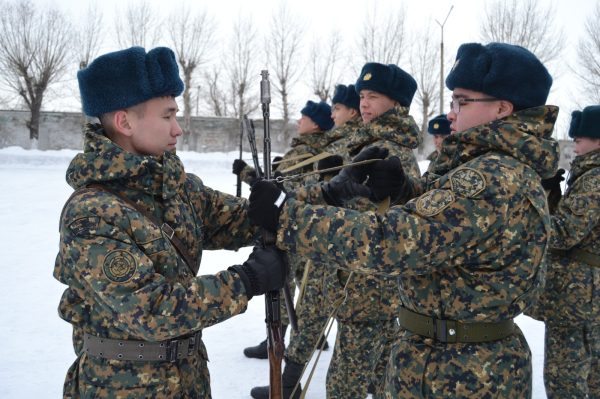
left=321, top=68, right=421, bottom=398
left=53, top=46, right=287, bottom=398
left=425, top=114, right=451, bottom=173
left=527, top=105, right=600, bottom=398
left=248, top=42, right=559, bottom=398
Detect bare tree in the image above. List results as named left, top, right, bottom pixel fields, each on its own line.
left=75, top=3, right=104, bottom=70
left=0, top=0, right=72, bottom=147
left=309, top=31, right=343, bottom=102
left=265, top=4, right=305, bottom=134
left=356, top=3, right=408, bottom=69
left=479, top=0, right=565, bottom=65
left=114, top=0, right=159, bottom=48
left=204, top=69, right=230, bottom=117
left=226, top=16, right=259, bottom=119
left=409, top=25, right=441, bottom=155
left=574, top=1, right=600, bottom=104
left=166, top=5, right=215, bottom=150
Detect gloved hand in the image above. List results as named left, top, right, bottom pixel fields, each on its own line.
left=543, top=168, right=565, bottom=214
left=367, top=156, right=409, bottom=202
left=317, top=155, right=344, bottom=181
left=272, top=156, right=283, bottom=172
left=248, top=180, right=287, bottom=233
left=233, top=159, right=248, bottom=175
left=229, top=246, right=287, bottom=299
left=541, top=168, right=565, bottom=191
left=321, top=146, right=389, bottom=206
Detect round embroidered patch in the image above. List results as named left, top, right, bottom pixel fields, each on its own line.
left=416, top=189, right=455, bottom=217
left=450, top=168, right=486, bottom=198
left=103, top=250, right=137, bottom=283
left=580, top=175, right=599, bottom=193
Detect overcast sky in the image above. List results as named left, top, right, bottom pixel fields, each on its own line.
left=34, top=0, right=599, bottom=138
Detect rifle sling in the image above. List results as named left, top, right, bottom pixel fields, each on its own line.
left=85, top=183, right=198, bottom=276
left=279, top=152, right=333, bottom=174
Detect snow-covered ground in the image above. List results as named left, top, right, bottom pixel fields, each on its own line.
left=0, top=147, right=547, bottom=398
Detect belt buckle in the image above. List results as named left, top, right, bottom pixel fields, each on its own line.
left=167, top=339, right=179, bottom=362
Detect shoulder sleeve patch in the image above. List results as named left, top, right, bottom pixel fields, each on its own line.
left=565, top=195, right=590, bottom=216
left=415, top=189, right=455, bottom=217
left=68, top=217, right=100, bottom=237
left=580, top=175, right=600, bottom=193
left=450, top=167, right=486, bottom=198
left=103, top=249, right=137, bottom=283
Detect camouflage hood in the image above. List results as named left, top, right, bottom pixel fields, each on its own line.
left=567, top=148, right=600, bottom=187
left=346, top=105, right=421, bottom=153
left=433, top=105, right=560, bottom=179
left=66, top=123, right=187, bottom=199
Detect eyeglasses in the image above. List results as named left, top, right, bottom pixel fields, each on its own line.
left=449, top=97, right=498, bottom=114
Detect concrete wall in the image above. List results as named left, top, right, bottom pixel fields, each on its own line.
left=0, top=109, right=575, bottom=169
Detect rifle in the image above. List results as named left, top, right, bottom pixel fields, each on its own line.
left=236, top=119, right=244, bottom=197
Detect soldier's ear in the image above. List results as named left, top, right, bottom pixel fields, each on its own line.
left=113, top=110, right=135, bottom=137
left=497, top=100, right=514, bottom=119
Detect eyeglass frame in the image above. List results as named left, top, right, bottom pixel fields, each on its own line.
left=449, top=97, right=498, bottom=113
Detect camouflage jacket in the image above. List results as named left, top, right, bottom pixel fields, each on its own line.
left=321, top=109, right=422, bottom=321
left=54, top=125, right=255, bottom=398
left=528, top=148, right=600, bottom=325
left=277, top=106, right=559, bottom=326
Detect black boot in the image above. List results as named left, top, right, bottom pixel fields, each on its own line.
left=250, top=359, right=304, bottom=399
left=244, top=325, right=288, bottom=359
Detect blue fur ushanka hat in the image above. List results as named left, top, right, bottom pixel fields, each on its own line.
left=301, top=101, right=334, bottom=131
left=354, top=62, right=417, bottom=107
left=569, top=105, right=600, bottom=139
left=332, top=84, right=360, bottom=111
left=445, top=42, right=552, bottom=110
left=78, top=46, right=184, bottom=117
left=427, top=114, right=451, bottom=135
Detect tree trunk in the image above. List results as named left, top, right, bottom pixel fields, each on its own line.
left=182, top=70, right=192, bottom=151
left=28, top=98, right=43, bottom=143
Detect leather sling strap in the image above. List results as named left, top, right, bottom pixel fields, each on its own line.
left=549, top=247, right=600, bottom=268
left=399, top=307, right=515, bottom=343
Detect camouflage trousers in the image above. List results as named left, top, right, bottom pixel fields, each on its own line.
left=326, top=319, right=397, bottom=399
left=285, top=256, right=330, bottom=364
left=63, top=351, right=211, bottom=398
left=383, top=327, right=532, bottom=398
left=544, top=323, right=600, bottom=398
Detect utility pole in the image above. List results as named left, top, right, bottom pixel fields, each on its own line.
left=196, top=85, right=200, bottom=116
left=436, top=5, right=453, bottom=114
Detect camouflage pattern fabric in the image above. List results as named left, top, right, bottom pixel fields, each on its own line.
left=526, top=148, right=600, bottom=398
left=544, top=324, right=600, bottom=398
left=54, top=124, right=256, bottom=398
left=326, top=320, right=398, bottom=399
left=276, top=106, right=560, bottom=397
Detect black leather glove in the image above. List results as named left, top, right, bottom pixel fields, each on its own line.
left=367, top=156, right=409, bottom=202
left=321, top=146, right=389, bottom=206
left=233, top=159, right=248, bottom=175
left=229, top=246, right=287, bottom=299
left=543, top=168, right=565, bottom=214
left=317, top=155, right=344, bottom=181
left=272, top=156, right=283, bottom=171
left=541, top=168, right=565, bottom=191
left=248, top=180, right=286, bottom=233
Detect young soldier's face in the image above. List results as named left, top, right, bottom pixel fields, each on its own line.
left=359, top=90, right=396, bottom=123
left=574, top=137, right=600, bottom=156
left=331, top=104, right=357, bottom=127
left=127, top=97, right=182, bottom=156
left=447, top=88, right=507, bottom=133
left=297, top=115, right=319, bottom=135
left=433, top=134, right=445, bottom=152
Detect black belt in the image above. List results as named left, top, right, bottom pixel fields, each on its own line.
left=83, top=331, right=202, bottom=362
left=549, top=248, right=600, bottom=268
left=399, top=307, right=515, bottom=343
